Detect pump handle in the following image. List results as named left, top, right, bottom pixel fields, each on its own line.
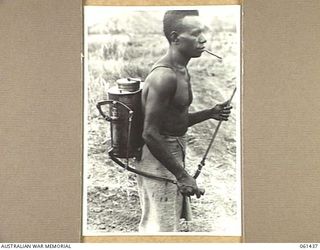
left=96, top=100, right=133, bottom=121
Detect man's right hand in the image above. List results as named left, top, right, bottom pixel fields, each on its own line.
left=177, top=174, right=203, bottom=198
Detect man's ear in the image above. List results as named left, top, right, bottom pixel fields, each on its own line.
left=169, top=31, right=179, bottom=44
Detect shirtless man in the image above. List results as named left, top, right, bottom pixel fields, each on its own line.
left=137, top=10, right=232, bottom=232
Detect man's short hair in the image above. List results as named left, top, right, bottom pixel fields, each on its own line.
left=163, top=10, right=199, bottom=43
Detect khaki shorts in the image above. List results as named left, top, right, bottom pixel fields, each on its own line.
left=136, top=135, right=191, bottom=233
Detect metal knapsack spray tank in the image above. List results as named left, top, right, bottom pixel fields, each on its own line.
left=96, top=78, right=143, bottom=161
left=96, top=77, right=188, bottom=184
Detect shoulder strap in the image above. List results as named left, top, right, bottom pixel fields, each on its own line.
left=148, top=64, right=177, bottom=101
left=149, top=64, right=176, bottom=74
left=150, top=64, right=190, bottom=80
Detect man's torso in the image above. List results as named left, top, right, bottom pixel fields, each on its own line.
left=142, top=58, right=193, bottom=136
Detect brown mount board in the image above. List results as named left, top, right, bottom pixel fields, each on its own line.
left=242, top=0, right=320, bottom=242
left=0, top=0, right=83, bottom=243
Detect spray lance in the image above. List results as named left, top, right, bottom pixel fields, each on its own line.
left=193, top=86, right=237, bottom=179
left=192, top=49, right=237, bottom=180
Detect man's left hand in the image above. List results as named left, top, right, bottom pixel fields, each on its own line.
left=210, top=101, right=232, bottom=121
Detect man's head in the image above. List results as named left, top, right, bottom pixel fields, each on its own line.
left=163, top=10, right=199, bottom=42
left=163, top=10, right=207, bottom=58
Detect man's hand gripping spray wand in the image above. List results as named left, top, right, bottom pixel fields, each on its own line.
left=193, top=86, right=237, bottom=180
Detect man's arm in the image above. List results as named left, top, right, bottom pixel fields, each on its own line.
left=188, top=101, right=232, bottom=127
left=142, top=69, right=201, bottom=197
left=143, top=69, right=188, bottom=179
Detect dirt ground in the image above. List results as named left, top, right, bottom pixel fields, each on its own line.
left=84, top=9, right=240, bottom=235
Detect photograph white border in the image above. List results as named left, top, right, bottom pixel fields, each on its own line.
left=83, top=5, right=241, bottom=236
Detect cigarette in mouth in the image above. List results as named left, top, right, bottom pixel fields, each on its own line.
left=204, top=49, right=222, bottom=60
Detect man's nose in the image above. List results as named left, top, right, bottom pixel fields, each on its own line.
left=199, top=34, right=207, bottom=44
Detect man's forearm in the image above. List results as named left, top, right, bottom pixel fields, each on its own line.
left=188, top=109, right=212, bottom=127
left=142, top=131, right=189, bottom=180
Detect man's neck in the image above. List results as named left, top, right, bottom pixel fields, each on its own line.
left=167, top=48, right=190, bottom=69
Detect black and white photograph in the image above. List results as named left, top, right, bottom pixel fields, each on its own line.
left=83, top=5, right=241, bottom=235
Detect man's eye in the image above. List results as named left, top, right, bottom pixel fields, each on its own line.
left=191, top=32, right=201, bottom=36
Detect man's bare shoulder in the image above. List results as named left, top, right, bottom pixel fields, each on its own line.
left=145, top=67, right=177, bottom=94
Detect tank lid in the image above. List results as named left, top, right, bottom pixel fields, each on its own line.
left=117, top=78, right=140, bottom=85
left=116, top=78, right=141, bottom=92
left=108, top=85, right=142, bottom=95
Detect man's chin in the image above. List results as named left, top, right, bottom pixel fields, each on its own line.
left=195, top=49, right=205, bottom=57
left=192, top=53, right=202, bottom=58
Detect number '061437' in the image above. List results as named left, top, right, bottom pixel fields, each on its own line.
left=300, top=244, right=318, bottom=248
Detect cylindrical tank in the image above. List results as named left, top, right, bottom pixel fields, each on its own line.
left=97, top=78, right=143, bottom=159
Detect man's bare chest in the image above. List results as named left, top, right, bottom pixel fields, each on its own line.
left=172, top=76, right=193, bottom=109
